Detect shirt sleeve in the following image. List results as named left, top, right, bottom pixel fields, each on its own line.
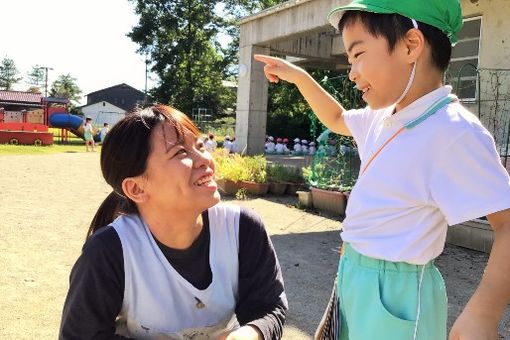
left=236, top=207, right=288, bottom=340
left=342, top=107, right=373, bottom=155
left=430, top=129, right=510, bottom=225
left=59, top=227, right=131, bottom=340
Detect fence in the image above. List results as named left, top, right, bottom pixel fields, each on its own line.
left=309, top=67, right=510, bottom=189
left=446, top=67, right=510, bottom=171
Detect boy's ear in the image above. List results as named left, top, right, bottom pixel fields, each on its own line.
left=122, top=177, right=149, bottom=203
left=404, top=28, right=425, bottom=63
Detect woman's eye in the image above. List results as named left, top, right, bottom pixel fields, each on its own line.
left=176, top=149, right=187, bottom=155
left=354, top=52, right=364, bottom=59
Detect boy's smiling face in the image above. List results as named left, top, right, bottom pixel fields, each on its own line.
left=343, top=18, right=414, bottom=109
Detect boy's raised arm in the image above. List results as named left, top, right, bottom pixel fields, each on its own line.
left=254, top=54, right=352, bottom=137
left=450, top=208, right=510, bottom=339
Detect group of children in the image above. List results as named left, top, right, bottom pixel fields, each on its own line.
left=83, top=117, right=110, bottom=152
left=265, top=136, right=316, bottom=156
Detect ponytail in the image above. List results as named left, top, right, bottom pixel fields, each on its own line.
left=87, top=191, right=138, bottom=240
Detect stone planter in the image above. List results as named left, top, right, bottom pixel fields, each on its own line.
left=269, top=182, right=288, bottom=195
left=297, top=190, right=313, bottom=208
left=216, top=179, right=241, bottom=195
left=311, top=187, right=347, bottom=215
left=240, top=181, right=269, bottom=196
left=285, top=182, right=302, bottom=195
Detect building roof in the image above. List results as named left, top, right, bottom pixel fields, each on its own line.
left=0, top=90, right=42, bottom=104
left=85, top=83, right=144, bottom=97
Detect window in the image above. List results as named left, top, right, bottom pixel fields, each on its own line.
left=447, top=16, right=482, bottom=101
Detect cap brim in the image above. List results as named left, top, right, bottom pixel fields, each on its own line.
left=327, top=4, right=395, bottom=29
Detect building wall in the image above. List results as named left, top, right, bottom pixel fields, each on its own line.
left=81, top=101, right=126, bottom=127
left=461, top=0, right=510, bottom=69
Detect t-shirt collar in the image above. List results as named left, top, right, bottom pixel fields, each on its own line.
left=384, top=85, right=453, bottom=127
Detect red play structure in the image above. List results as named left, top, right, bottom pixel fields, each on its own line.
left=0, top=90, right=81, bottom=145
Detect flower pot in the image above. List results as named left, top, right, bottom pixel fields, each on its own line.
left=311, top=187, right=347, bottom=215
left=216, top=179, right=241, bottom=195
left=297, top=190, right=313, bottom=208
left=240, top=181, right=269, bottom=196
left=269, top=182, right=287, bottom=195
left=285, top=182, right=302, bottom=195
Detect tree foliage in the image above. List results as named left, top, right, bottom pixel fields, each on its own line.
left=128, top=0, right=233, bottom=115
left=26, top=66, right=45, bottom=87
left=0, top=58, right=23, bottom=90
left=49, top=74, right=82, bottom=112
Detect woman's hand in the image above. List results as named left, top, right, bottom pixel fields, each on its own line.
left=254, top=54, right=306, bottom=84
left=217, top=325, right=263, bottom=340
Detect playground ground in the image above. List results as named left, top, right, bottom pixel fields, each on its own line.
left=0, top=152, right=509, bottom=339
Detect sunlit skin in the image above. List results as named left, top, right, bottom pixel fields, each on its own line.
left=342, top=18, right=443, bottom=112
left=122, top=122, right=220, bottom=250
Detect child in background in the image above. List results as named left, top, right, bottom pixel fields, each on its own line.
left=99, top=123, right=110, bottom=144
left=275, top=138, right=285, bottom=154
left=83, top=117, right=95, bottom=152
left=292, top=138, right=302, bottom=155
left=255, top=0, right=510, bottom=339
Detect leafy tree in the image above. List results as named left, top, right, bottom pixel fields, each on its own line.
left=27, top=86, right=42, bottom=93
left=49, top=74, right=82, bottom=112
left=26, top=66, right=45, bottom=87
left=128, top=0, right=235, bottom=116
left=0, top=58, right=23, bottom=90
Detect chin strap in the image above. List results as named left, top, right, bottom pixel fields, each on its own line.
left=395, top=19, right=419, bottom=104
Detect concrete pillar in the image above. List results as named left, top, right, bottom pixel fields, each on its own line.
left=235, top=44, right=270, bottom=155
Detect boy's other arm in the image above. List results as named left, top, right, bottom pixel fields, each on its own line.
left=254, top=54, right=352, bottom=136
left=449, top=207, right=510, bottom=339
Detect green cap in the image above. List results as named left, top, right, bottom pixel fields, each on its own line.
left=327, top=0, right=463, bottom=45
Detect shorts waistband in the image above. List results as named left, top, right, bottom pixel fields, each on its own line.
left=342, top=243, right=434, bottom=273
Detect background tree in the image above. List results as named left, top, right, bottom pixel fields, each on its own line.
left=26, top=66, right=45, bottom=88
left=27, top=86, right=42, bottom=93
left=129, top=0, right=233, bottom=116
left=49, top=74, right=82, bottom=113
left=0, top=58, right=23, bottom=90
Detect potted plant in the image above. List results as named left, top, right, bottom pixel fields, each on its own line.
left=212, top=151, right=247, bottom=195
left=267, top=163, right=288, bottom=195
left=240, top=155, right=269, bottom=195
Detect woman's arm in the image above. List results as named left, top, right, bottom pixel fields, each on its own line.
left=233, top=207, right=288, bottom=340
left=59, top=227, right=131, bottom=340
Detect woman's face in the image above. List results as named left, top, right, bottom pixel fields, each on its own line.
left=141, top=122, right=220, bottom=214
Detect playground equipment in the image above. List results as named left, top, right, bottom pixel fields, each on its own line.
left=0, top=91, right=86, bottom=145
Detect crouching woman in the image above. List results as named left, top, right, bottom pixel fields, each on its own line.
left=59, top=104, right=287, bottom=339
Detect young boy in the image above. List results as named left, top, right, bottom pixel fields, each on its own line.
left=255, top=0, right=510, bottom=339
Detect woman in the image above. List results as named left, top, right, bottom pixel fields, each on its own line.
left=60, top=105, right=287, bottom=339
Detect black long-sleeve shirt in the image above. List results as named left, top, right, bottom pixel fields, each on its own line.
left=60, top=207, right=287, bottom=340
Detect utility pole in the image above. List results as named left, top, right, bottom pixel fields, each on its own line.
left=38, top=66, right=53, bottom=97
left=144, top=57, right=149, bottom=105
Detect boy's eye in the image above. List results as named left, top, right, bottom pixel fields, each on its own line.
left=176, top=149, right=187, bottom=155
left=353, top=52, right=364, bottom=59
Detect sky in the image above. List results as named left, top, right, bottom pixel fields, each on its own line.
left=1, top=0, right=157, bottom=106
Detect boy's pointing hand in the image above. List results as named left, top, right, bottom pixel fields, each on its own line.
left=254, top=54, right=305, bottom=85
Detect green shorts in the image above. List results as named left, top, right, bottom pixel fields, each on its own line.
left=337, top=244, right=448, bottom=340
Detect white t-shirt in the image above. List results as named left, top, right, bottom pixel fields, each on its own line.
left=205, top=139, right=217, bottom=151
left=342, top=86, right=510, bottom=264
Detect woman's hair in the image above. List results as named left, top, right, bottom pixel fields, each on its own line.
left=338, top=11, right=452, bottom=72
left=87, top=104, right=200, bottom=239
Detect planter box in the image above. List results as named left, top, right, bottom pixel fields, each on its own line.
left=297, top=190, right=313, bottom=208
left=285, top=182, right=302, bottom=195
left=240, top=181, right=269, bottom=196
left=269, top=182, right=288, bottom=195
left=311, top=187, right=347, bottom=215
left=216, top=179, right=241, bottom=195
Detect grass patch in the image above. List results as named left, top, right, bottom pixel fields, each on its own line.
left=0, top=142, right=101, bottom=156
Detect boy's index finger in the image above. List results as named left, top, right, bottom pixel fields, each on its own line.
left=254, top=54, right=279, bottom=66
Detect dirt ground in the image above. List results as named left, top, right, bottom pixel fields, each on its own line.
left=1, top=152, right=509, bottom=339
